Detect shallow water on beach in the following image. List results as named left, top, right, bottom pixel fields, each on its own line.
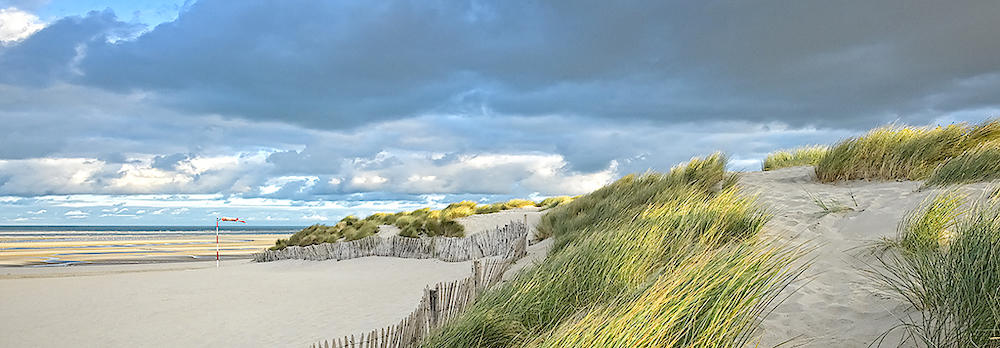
left=0, top=226, right=300, bottom=266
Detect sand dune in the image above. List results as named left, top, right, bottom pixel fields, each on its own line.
left=454, top=206, right=542, bottom=238
left=10, top=168, right=977, bottom=347
left=743, top=166, right=994, bottom=347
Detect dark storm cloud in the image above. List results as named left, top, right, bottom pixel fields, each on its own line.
left=4, top=0, right=1000, bottom=225
left=0, top=9, right=138, bottom=85
left=3, top=0, right=999, bottom=130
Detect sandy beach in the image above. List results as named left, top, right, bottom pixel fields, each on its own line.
left=1, top=167, right=994, bottom=347
left=0, top=208, right=547, bottom=347
left=0, top=258, right=474, bottom=347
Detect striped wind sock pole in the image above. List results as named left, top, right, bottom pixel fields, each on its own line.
left=216, top=217, right=246, bottom=267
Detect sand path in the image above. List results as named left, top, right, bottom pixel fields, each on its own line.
left=742, top=166, right=995, bottom=347
left=742, top=166, right=918, bottom=346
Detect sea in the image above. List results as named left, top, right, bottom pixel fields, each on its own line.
left=0, top=225, right=303, bottom=241
left=0, top=226, right=304, bottom=266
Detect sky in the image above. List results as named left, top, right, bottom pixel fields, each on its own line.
left=1, top=0, right=999, bottom=225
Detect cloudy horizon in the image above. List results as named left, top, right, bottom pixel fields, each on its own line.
left=1, top=0, right=999, bottom=225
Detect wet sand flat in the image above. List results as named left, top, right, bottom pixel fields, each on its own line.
left=0, top=233, right=290, bottom=266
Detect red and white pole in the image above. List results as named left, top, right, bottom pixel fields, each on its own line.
left=215, top=217, right=246, bottom=268
left=215, top=218, right=220, bottom=268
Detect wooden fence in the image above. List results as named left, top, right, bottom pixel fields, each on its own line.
left=309, top=226, right=529, bottom=348
left=253, top=221, right=528, bottom=263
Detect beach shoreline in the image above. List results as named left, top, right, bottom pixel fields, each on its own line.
left=0, top=209, right=548, bottom=347
left=0, top=233, right=292, bottom=267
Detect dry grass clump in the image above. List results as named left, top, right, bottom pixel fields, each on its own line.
left=271, top=216, right=380, bottom=250
left=803, top=190, right=855, bottom=215
left=762, top=145, right=828, bottom=171
left=420, top=153, right=803, bottom=347
left=473, top=199, right=539, bottom=214
left=815, top=120, right=1000, bottom=183
left=535, top=152, right=736, bottom=242
left=535, top=196, right=575, bottom=210
left=871, top=189, right=1000, bottom=347
left=530, top=243, right=803, bottom=348
left=925, top=140, right=1000, bottom=187
left=393, top=208, right=465, bottom=238
left=272, top=198, right=549, bottom=249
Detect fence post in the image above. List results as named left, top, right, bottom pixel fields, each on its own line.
left=428, top=288, right=439, bottom=328
left=473, top=260, right=482, bottom=294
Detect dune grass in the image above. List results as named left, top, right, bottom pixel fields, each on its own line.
left=534, top=196, right=575, bottom=210
left=871, top=189, right=1000, bottom=347
left=762, top=145, right=828, bottom=171
left=420, top=153, right=805, bottom=347
left=815, top=120, right=1000, bottom=183
left=529, top=243, right=802, bottom=347
left=803, top=189, right=855, bottom=215
left=925, top=140, right=1000, bottom=187
left=272, top=198, right=557, bottom=250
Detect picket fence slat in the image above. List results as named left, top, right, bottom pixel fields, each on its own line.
left=253, top=221, right=528, bottom=264
left=299, top=221, right=529, bottom=348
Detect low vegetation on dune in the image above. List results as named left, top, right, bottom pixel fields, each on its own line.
left=924, top=139, right=1000, bottom=187
left=870, top=189, right=1000, bottom=347
left=420, top=153, right=805, bottom=348
left=814, top=120, right=1000, bottom=183
left=534, top=196, right=575, bottom=210
left=762, top=145, right=828, bottom=171
left=271, top=197, right=574, bottom=250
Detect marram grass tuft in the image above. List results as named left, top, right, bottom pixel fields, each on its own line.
left=870, top=189, right=1000, bottom=347
left=925, top=139, right=1000, bottom=187
left=762, top=145, right=828, bottom=171
left=273, top=198, right=547, bottom=249
left=815, top=120, right=1000, bottom=183
left=420, top=153, right=803, bottom=347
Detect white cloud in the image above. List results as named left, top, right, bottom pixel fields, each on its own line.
left=0, top=7, right=44, bottom=43
left=26, top=209, right=46, bottom=214
left=0, top=152, right=271, bottom=196
left=407, top=175, right=437, bottom=183
left=299, top=214, right=328, bottom=221
left=339, top=151, right=616, bottom=196
left=258, top=175, right=318, bottom=195
left=349, top=174, right=388, bottom=189
left=101, top=206, right=128, bottom=214
left=64, top=210, right=89, bottom=219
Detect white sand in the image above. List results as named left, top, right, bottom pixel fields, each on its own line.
left=742, top=166, right=995, bottom=347
left=21, top=172, right=969, bottom=347
left=454, top=206, right=544, bottom=239
left=377, top=206, right=545, bottom=240
left=0, top=258, right=472, bottom=348
left=0, top=206, right=551, bottom=347
left=5, top=168, right=984, bottom=347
